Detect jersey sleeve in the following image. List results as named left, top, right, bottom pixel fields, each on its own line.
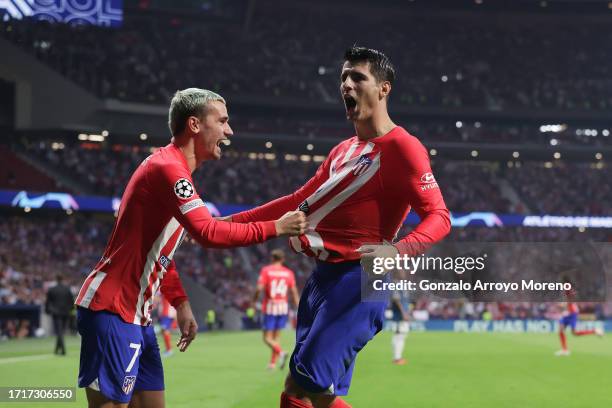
left=149, top=160, right=277, bottom=248
left=232, top=146, right=338, bottom=223
left=160, top=260, right=188, bottom=308
left=392, top=135, right=451, bottom=256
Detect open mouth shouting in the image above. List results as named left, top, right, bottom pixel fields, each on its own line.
left=214, top=138, right=230, bottom=157
left=343, top=95, right=358, bottom=118
left=217, top=138, right=230, bottom=149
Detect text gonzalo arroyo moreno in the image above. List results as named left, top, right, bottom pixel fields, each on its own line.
left=370, top=254, right=572, bottom=293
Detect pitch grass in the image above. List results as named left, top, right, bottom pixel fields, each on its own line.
left=0, top=330, right=610, bottom=407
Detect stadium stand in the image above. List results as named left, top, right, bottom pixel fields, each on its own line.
left=0, top=145, right=63, bottom=191
left=8, top=140, right=611, bottom=215
left=2, top=8, right=612, bottom=112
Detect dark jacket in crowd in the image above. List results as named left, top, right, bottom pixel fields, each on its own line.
left=45, top=283, right=74, bottom=316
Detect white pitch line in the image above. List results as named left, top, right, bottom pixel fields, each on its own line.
left=0, top=354, right=54, bottom=364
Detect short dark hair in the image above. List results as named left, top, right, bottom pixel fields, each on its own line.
left=271, top=249, right=285, bottom=262
left=344, top=46, right=395, bottom=85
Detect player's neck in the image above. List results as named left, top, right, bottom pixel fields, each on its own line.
left=354, top=112, right=395, bottom=141
left=172, top=137, right=198, bottom=173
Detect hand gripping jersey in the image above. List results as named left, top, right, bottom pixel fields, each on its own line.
left=258, top=264, right=296, bottom=316
left=233, top=127, right=450, bottom=262
left=76, top=144, right=277, bottom=325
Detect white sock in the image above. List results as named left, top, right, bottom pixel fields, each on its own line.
left=392, top=333, right=406, bottom=360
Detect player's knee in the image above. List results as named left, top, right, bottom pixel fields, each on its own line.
left=128, top=391, right=165, bottom=408
left=284, top=374, right=299, bottom=394
left=310, top=394, right=337, bottom=408
left=284, top=374, right=310, bottom=398
left=85, top=388, right=126, bottom=408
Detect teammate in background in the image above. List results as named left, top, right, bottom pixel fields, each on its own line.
left=556, top=278, right=603, bottom=356
left=228, top=47, right=450, bottom=408
left=75, top=88, right=306, bottom=408
left=253, top=249, right=300, bottom=370
left=157, top=294, right=176, bottom=357
left=390, top=289, right=410, bottom=365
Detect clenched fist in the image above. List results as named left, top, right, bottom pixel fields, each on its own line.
left=275, top=211, right=308, bottom=236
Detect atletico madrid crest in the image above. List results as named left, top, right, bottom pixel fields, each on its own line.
left=353, top=155, right=372, bottom=176
left=122, top=375, right=136, bottom=395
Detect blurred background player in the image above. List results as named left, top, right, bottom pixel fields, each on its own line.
left=253, top=249, right=299, bottom=370
left=556, top=277, right=603, bottom=356
left=390, top=288, right=410, bottom=365
left=206, top=308, right=217, bottom=331
left=157, top=294, right=177, bottom=357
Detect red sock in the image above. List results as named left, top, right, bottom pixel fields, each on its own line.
left=330, top=397, right=352, bottom=408
left=559, top=331, right=567, bottom=350
left=573, top=329, right=596, bottom=336
left=270, top=350, right=279, bottom=365
left=163, top=331, right=172, bottom=352
left=273, top=344, right=283, bottom=354
left=280, top=392, right=312, bottom=408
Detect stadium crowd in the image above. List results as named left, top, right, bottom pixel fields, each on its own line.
left=221, top=118, right=612, bottom=147
left=504, top=162, right=612, bottom=215
left=1, top=209, right=610, bottom=339
left=1, top=7, right=612, bottom=112
left=15, top=140, right=611, bottom=216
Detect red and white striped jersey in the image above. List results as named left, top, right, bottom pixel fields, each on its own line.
left=233, top=127, right=450, bottom=262
left=257, top=264, right=295, bottom=316
left=76, top=143, right=277, bottom=326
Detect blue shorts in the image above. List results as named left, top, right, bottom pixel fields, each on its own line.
left=289, top=261, right=387, bottom=396
left=560, top=313, right=578, bottom=329
left=77, top=308, right=164, bottom=403
left=159, top=316, right=174, bottom=331
left=262, top=314, right=288, bottom=331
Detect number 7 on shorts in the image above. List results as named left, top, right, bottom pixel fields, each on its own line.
left=126, top=343, right=141, bottom=373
